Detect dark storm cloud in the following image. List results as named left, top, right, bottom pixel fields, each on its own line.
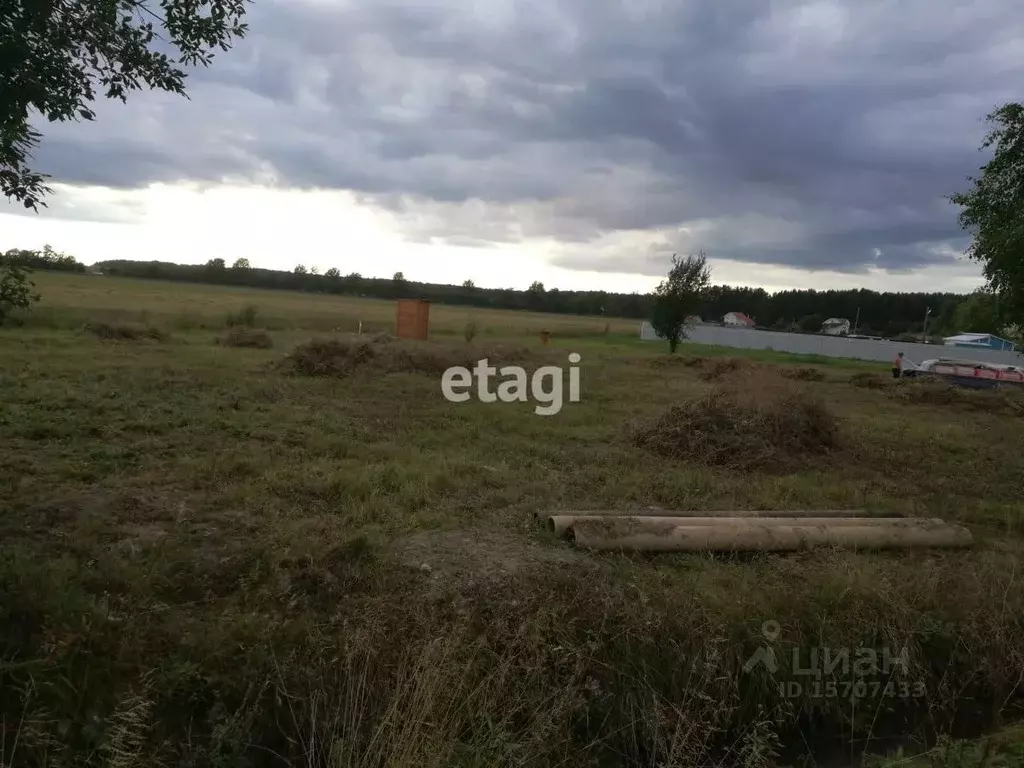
left=14, top=0, right=1021, bottom=274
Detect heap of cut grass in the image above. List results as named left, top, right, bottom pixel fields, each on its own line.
left=82, top=321, right=168, bottom=341
left=630, top=380, right=839, bottom=470
left=849, top=371, right=892, bottom=389
left=282, top=335, right=550, bottom=378
left=649, top=354, right=707, bottom=369
left=889, top=378, right=1024, bottom=416
left=217, top=327, right=273, bottom=349
left=779, top=366, right=826, bottom=382
left=698, top=357, right=754, bottom=381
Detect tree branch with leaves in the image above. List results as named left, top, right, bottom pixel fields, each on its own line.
left=950, top=103, right=1024, bottom=325
left=1, top=0, right=250, bottom=209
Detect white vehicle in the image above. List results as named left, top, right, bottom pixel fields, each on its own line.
left=820, top=318, right=851, bottom=336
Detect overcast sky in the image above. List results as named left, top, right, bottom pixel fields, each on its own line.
left=1, top=0, right=1018, bottom=293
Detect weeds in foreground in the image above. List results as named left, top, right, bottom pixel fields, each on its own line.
left=225, top=305, right=259, bottom=328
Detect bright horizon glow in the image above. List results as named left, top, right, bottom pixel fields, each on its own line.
left=0, top=182, right=987, bottom=296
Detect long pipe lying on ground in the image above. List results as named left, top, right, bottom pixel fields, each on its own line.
left=546, top=515, right=943, bottom=538
left=568, top=521, right=973, bottom=552
left=536, top=508, right=899, bottom=520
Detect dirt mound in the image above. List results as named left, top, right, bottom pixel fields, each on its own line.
left=849, top=371, right=891, bottom=390
left=282, top=336, right=552, bottom=378
left=218, top=328, right=273, bottom=349
left=83, top=321, right=168, bottom=342
left=629, top=381, right=839, bottom=471
left=779, top=366, right=826, bottom=382
left=889, top=378, right=1024, bottom=415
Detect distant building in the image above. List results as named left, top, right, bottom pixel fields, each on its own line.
left=723, top=312, right=755, bottom=328
left=821, top=318, right=851, bottom=336
left=943, top=333, right=1016, bottom=351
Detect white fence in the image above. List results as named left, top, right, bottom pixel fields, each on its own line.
left=639, top=322, right=1024, bottom=367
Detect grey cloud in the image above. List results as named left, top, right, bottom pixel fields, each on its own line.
left=15, top=0, right=1020, bottom=275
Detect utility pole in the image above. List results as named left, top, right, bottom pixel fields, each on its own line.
left=923, top=307, right=932, bottom=343
left=853, top=306, right=861, bottom=335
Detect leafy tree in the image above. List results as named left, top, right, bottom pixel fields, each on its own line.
left=293, top=264, right=308, bottom=275
left=206, top=258, right=225, bottom=270
left=953, top=290, right=1002, bottom=335
left=310, top=266, right=320, bottom=276
left=393, top=271, right=405, bottom=281
left=650, top=251, right=711, bottom=353
left=1, top=0, right=249, bottom=209
left=950, top=103, right=1024, bottom=323
left=0, top=257, right=40, bottom=324
left=325, top=267, right=340, bottom=279
left=232, top=258, right=251, bottom=270
left=462, top=279, right=475, bottom=289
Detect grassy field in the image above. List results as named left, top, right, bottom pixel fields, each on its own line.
left=2, top=274, right=1024, bottom=766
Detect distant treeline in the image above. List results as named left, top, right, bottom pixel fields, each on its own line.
left=3, top=246, right=86, bottom=273
left=84, top=257, right=975, bottom=339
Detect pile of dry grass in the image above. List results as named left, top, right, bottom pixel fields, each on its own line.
left=889, top=378, right=1024, bottom=415
left=649, top=355, right=707, bottom=369
left=698, top=357, right=755, bottom=381
left=282, top=335, right=548, bottom=378
left=83, top=321, right=168, bottom=342
left=849, top=371, right=891, bottom=390
left=630, top=381, right=839, bottom=470
left=779, top=366, right=826, bottom=382
left=217, top=327, right=273, bottom=349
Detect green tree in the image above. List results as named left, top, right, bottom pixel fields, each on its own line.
left=650, top=251, right=711, bottom=353
left=232, top=258, right=251, bottom=270
left=325, top=267, right=340, bottom=279
left=310, top=266, right=320, bottom=276
left=462, top=279, right=475, bottom=289
left=0, top=257, right=40, bottom=324
left=206, top=258, right=225, bottom=270
left=1, top=0, right=249, bottom=210
left=393, top=271, right=405, bottom=282
left=950, top=103, right=1024, bottom=323
left=294, top=264, right=308, bottom=275
left=952, top=290, right=1002, bottom=335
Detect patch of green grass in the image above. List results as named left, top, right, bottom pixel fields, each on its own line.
left=2, top=282, right=1024, bottom=766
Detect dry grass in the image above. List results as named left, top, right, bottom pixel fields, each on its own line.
left=698, top=356, right=755, bottom=381
left=649, top=354, right=707, bottom=368
left=82, top=321, right=168, bottom=342
left=780, top=366, right=827, bottom=382
left=5, top=283, right=1024, bottom=766
left=217, top=327, right=274, bottom=349
left=630, top=380, right=840, bottom=471
left=850, top=371, right=893, bottom=390
left=282, top=335, right=552, bottom=378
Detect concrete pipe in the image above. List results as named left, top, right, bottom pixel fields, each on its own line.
left=568, top=521, right=973, bottom=552
left=546, top=515, right=938, bottom=538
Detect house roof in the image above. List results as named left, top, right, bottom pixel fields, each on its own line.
left=726, top=312, right=754, bottom=323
